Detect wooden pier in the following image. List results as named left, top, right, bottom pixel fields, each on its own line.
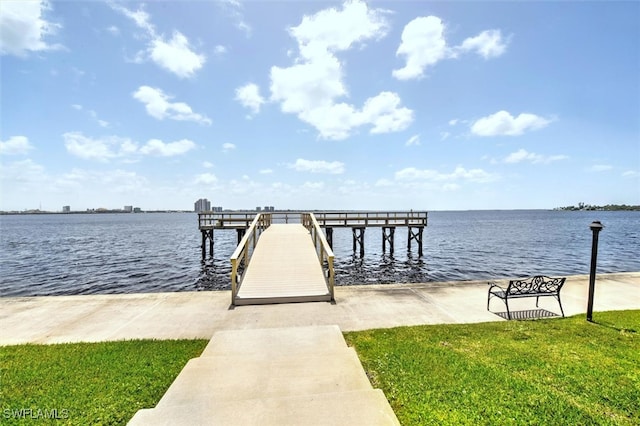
left=197, top=211, right=427, bottom=305
left=233, top=223, right=332, bottom=305
left=198, top=210, right=428, bottom=258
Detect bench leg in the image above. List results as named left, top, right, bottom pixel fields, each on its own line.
left=505, top=299, right=511, bottom=320
left=556, top=295, right=565, bottom=318
left=536, top=295, right=540, bottom=308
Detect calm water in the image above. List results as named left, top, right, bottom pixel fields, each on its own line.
left=1, top=210, right=638, bottom=297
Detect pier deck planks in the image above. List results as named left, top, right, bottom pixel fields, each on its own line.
left=235, top=224, right=331, bottom=305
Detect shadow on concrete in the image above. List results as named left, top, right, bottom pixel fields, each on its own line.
left=493, top=309, right=560, bottom=320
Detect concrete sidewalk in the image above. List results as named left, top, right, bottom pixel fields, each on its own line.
left=128, top=326, right=401, bottom=425
left=2, top=272, right=638, bottom=345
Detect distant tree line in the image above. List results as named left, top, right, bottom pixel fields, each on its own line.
left=555, top=202, right=640, bottom=211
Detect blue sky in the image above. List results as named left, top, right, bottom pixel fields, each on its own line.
left=1, top=0, right=638, bottom=211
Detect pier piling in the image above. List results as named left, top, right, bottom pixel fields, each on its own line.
left=352, top=227, right=366, bottom=256
left=382, top=227, right=395, bottom=254
left=200, top=229, right=214, bottom=260
left=408, top=226, right=424, bottom=257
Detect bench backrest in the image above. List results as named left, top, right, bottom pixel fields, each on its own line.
left=507, top=276, right=566, bottom=295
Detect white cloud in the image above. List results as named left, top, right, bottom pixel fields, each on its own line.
left=269, top=0, right=411, bottom=140
left=106, top=25, right=120, bottom=36
left=392, top=16, right=449, bottom=80
left=622, top=170, right=639, bottom=178
left=440, top=131, right=451, bottom=141
left=222, top=143, right=236, bottom=152
left=60, top=168, right=150, bottom=196
left=392, top=17, right=509, bottom=81
left=219, top=0, right=252, bottom=37
left=375, top=178, right=393, bottom=187
left=0, top=159, right=47, bottom=186
left=149, top=31, right=205, bottom=79
left=260, top=169, right=273, bottom=174
left=63, top=132, right=195, bottom=161
left=133, top=86, right=211, bottom=125
left=290, top=158, right=345, bottom=174
left=202, top=161, right=214, bottom=168
left=110, top=4, right=205, bottom=78
left=235, top=83, right=265, bottom=114
left=458, top=30, right=508, bottom=59
left=289, top=0, right=389, bottom=60
left=110, top=3, right=155, bottom=35
left=471, top=110, right=552, bottom=136
left=64, top=132, right=130, bottom=161
left=0, top=0, right=63, bottom=56
left=395, top=166, right=498, bottom=184
left=139, top=139, right=196, bottom=157
left=0, top=136, right=33, bottom=155
left=361, top=92, right=414, bottom=134
left=589, top=164, right=613, bottom=172
left=194, top=173, right=218, bottom=185
left=406, top=134, right=420, bottom=146
left=504, top=149, right=568, bottom=164
left=214, top=44, right=227, bottom=55
left=71, top=104, right=110, bottom=127
left=302, top=181, right=325, bottom=190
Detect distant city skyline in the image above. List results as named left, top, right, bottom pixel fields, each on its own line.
left=1, top=1, right=638, bottom=211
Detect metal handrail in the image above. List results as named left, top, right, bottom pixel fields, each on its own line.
left=303, top=212, right=335, bottom=301
left=229, top=213, right=271, bottom=305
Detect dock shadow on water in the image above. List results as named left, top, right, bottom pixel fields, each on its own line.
left=195, top=257, right=232, bottom=290
left=335, top=253, right=429, bottom=285
left=195, top=251, right=431, bottom=290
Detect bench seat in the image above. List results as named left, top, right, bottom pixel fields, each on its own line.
left=488, top=276, right=566, bottom=319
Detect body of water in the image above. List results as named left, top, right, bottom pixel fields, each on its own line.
left=1, top=210, right=638, bottom=297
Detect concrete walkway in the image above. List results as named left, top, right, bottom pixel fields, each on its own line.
left=128, top=326, right=400, bottom=425
left=1, top=272, right=639, bottom=345
left=2, top=272, right=638, bottom=425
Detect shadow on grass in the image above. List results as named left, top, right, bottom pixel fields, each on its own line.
left=492, top=308, right=560, bottom=320
left=591, top=319, right=638, bottom=334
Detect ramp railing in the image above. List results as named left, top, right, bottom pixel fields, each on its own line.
left=230, top=213, right=271, bottom=305
left=302, top=213, right=335, bottom=301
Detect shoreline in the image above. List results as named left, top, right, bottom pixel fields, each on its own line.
left=2, top=272, right=638, bottom=346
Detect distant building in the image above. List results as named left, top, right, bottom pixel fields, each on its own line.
left=62, top=206, right=70, bottom=213
left=194, top=198, right=211, bottom=212
left=256, top=206, right=262, bottom=212
left=133, top=207, right=142, bottom=213
left=124, top=205, right=133, bottom=213
left=212, top=206, right=223, bottom=212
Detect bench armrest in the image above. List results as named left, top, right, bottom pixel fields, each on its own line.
left=487, top=282, right=506, bottom=292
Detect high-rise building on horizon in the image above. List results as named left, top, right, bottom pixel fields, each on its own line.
left=194, top=198, right=211, bottom=212
left=62, top=206, right=70, bottom=213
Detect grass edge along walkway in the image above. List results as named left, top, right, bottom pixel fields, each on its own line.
left=1, top=311, right=638, bottom=425
left=1, top=339, right=208, bottom=425
left=344, top=310, right=639, bottom=426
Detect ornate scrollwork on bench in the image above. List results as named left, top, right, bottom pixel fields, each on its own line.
left=487, top=276, right=566, bottom=320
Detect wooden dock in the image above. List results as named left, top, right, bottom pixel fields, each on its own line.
left=198, top=210, right=428, bottom=258
left=198, top=211, right=427, bottom=305
left=234, top=224, right=332, bottom=306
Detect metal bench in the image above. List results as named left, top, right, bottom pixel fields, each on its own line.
left=487, top=276, right=566, bottom=319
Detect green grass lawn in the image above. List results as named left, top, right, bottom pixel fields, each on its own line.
left=2, top=312, right=638, bottom=425
left=1, top=339, right=208, bottom=425
left=345, top=310, right=640, bottom=426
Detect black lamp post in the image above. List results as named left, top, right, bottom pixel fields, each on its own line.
left=586, top=221, right=603, bottom=322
